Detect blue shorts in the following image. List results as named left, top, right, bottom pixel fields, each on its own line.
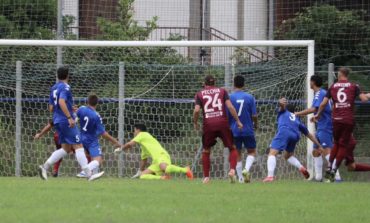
left=54, top=122, right=81, bottom=145
left=314, top=130, right=333, bottom=149
left=83, top=141, right=102, bottom=158
left=234, top=136, right=256, bottom=150
left=270, top=130, right=299, bottom=153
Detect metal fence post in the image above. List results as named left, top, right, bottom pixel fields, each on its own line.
left=15, top=61, right=22, bottom=177
left=118, top=62, right=125, bottom=177
left=328, top=63, right=335, bottom=87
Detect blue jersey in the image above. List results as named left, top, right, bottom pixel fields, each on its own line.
left=228, top=91, right=257, bottom=137
left=49, top=82, right=75, bottom=124
left=312, top=88, right=332, bottom=133
left=77, top=106, right=106, bottom=145
left=277, top=109, right=309, bottom=139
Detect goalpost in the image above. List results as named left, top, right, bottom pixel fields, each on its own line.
left=0, top=40, right=315, bottom=180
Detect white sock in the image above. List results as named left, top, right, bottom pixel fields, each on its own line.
left=92, top=167, right=100, bottom=175
left=267, top=156, right=276, bottom=177
left=335, top=169, right=341, bottom=180
left=88, top=160, right=100, bottom=173
left=287, top=156, right=303, bottom=169
left=325, top=154, right=330, bottom=168
left=332, top=159, right=337, bottom=170
left=314, top=156, right=323, bottom=181
left=44, top=149, right=67, bottom=170
left=245, top=155, right=255, bottom=172
left=236, top=161, right=243, bottom=180
left=75, top=148, right=91, bottom=177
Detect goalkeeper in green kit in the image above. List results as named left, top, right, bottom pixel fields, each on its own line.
left=115, top=124, right=193, bottom=180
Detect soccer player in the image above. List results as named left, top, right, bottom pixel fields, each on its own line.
left=228, top=76, right=258, bottom=183
left=38, top=66, right=103, bottom=181
left=263, top=98, right=324, bottom=182
left=116, top=124, right=193, bottom=180
left=34, top=121, right=63, bottom=177
left=193, top=75, right=243, bottom=184
left=76, top=94, right=122, bottom=176
left=295, top=75, right=341, bottom=182
left=313, top=67, right=370, bottom=182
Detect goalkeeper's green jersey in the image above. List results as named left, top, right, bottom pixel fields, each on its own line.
left=133, top=132, right=169, bottom=160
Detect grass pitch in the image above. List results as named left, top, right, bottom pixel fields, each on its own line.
left=1, top=177, right=370, bottom=223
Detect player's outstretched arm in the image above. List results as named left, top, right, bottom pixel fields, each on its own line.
left=225, top=100, right=243, bottom=129
left=34, top=122, right=53, bottom=140
left=359, top=92, right=370, bottom=102
left=295, top=107, right=316, bottom=117
left=193, top=105, right=201, bottom=130
left=306, top=132, right=324, bottom=152
left=101, top=132, right=121, bottom=148
left=313, top=97, right=329, bottom=122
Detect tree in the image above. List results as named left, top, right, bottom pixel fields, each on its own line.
left=276, top=4, right=370, bottom=65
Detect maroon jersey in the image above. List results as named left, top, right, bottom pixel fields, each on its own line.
left=326, top=80, right=361, bottom=125
left=195, top=86, right=230, bottom=128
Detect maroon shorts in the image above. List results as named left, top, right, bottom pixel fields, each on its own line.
left=202, top=125, right=233, bottom=149
left=333, top=122, right=354, bottom=147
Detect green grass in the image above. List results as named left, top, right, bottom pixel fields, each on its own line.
left=1, top=178, right=370, bottom=223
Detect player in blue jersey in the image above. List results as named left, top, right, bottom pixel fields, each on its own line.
left=263, top=98, right=323, bottom=182
left=295, top=75, right=341, bottom=182
left=228, top=76, right=258, bottom=183
left=76, top=94, right=122, bottom=177
left=38, top=66, right=103, bottom=181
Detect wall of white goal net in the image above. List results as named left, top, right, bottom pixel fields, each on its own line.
left=0, top=40, right=315, bottom=180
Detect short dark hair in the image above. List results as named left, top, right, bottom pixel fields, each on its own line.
left=310, top=75, right=323, bottom=87
left=286, top=104, right=296, bottom=113
left=338, top=67, right=350, bottom=77
left=204, top=75, right=215, bottom=86
left=87, top=94, right=99, bottom=106
left=134, top=123, right=147, bottom=132
left=234, top=75, right=245, bottom=88
left=57, top=66, right=69, bottom=80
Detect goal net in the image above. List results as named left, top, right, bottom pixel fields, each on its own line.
left=0, top=40, right=314, bottom=180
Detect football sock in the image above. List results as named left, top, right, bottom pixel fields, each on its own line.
left=140, top=174, right=162, bottom=180
left=325, top=154, right=330, bottom=168
left=236, top=161, right=243, bottom=180
left=87, top=160, right=100, bottom=172
left=267, top=155, right=276, bottom=177
left=329, top=143, right=338, bottom=167
left=314, top=156, right=323, bottom=181
left=202, top=151, right=211, bottom=178
left=229, top=148, right=238, bottom=170
left=165, top=165, right=187, bottom=174
left=333, top=146, right=346, bottom=170
left=354, top=163, right=370, bottom=171
left=53, top=159, right=63, bottom=173
left=44, top=149, right=67, bottom=170
left=75, top=148, right=91, bottom=176
left=287, top=156, right=303, bottom=169
left=92, top=167, right=100, bottom=175
left=245, top=155, right=255, bottom=172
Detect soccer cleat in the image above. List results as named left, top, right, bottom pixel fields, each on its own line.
left=38, top=165, right=48, bottom=180
left=202, top=177, right=210, bottom=184
left=242, top=169, right=251, bottom=183
left=88, top=171, right=104, bottom=182
left=52, top=172, right=58, bottom=178
left=299, top=167, right=310, bottom=179
left=263, top=176, right=274, bottom=182
left=228, top=169, right=236, bottom=184
left=324, top=170, right=335, bottom=183
left=185, top=167, right=193, bottom=180
left=76, top=171, right=87, bottom=178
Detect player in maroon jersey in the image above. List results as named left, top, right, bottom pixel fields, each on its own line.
left=313, top=67, right=370, bottom=182
left=193, top=75, right=243, bottom=184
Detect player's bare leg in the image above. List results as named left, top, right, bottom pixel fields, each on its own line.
left=38, top=144, right=72, bottom=180
left=263, top=149, right=279, bottom=182
left=202, top=149, right=211, bottom=184
left=228, top=146, right=238, bottom=184
left=284, top=152, right=309, bottom=179
left=242, top=149, right=256, bottom=183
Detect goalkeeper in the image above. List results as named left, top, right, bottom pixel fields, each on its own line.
left=116, top=124, right=193, bottom=180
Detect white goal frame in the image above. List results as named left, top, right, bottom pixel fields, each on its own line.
left=0, top=39, right=315, bottom=178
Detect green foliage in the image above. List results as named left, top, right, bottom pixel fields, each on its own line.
left=276, top=4, right=370, bottom=65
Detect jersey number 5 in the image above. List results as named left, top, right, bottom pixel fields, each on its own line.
left=203, top=93, right=222, bottom=113
left=53, top=90, right=58, bottom=105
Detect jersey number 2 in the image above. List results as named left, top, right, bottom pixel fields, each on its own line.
left=82, top=116, right=89, bottom=131
left=203, top=93, right=222, bottom=113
